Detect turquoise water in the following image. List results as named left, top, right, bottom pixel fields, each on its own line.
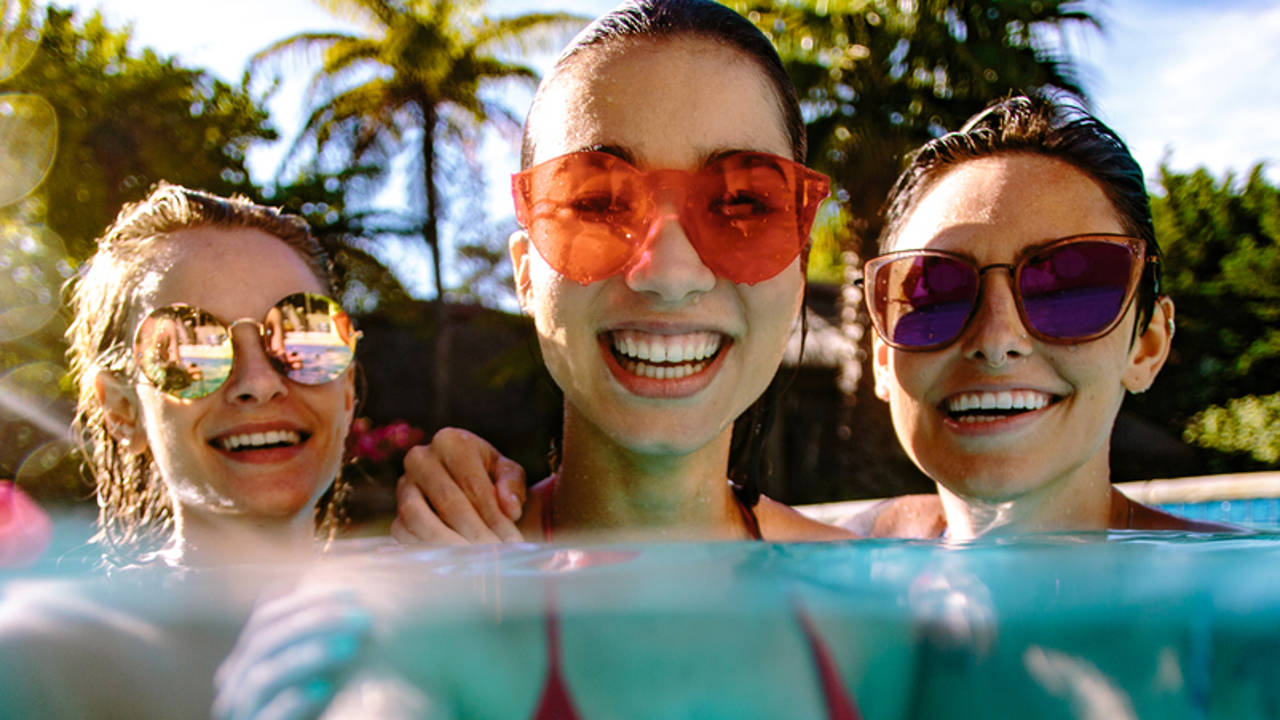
left=4, top=518, right=1277, bottom=719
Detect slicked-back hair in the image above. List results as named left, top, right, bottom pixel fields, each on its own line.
left=879, top=93, right=1162, bottom=333
left=521, top=0, right=806, bottom=168
left=66, top=182, right=343, bottom=562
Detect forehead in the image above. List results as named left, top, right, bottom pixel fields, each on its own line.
left=529, top=36, right=791, bottom=168
left=891, top=153, right=1126, bottom=258
left=142, top=226, right=325, bottom=314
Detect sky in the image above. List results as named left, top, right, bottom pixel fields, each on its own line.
left=50, top=0, right=1280, bottom=295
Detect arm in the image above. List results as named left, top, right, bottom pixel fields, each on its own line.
left=390, top=428, right=528, bottom=545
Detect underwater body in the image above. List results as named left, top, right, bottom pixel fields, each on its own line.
left=2, top=519, right=1278, bottom=719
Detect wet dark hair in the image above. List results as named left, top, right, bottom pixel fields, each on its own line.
left=522, top=0, right=809, bottom=507
left=521, top=0, right=805, bottom=168
left=879, top=93, right=1163, bottom=334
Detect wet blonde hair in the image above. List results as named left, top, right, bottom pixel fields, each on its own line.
left=66, top=182, right=340, bottom=560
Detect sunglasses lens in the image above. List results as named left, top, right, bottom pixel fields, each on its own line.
left=1019, top=241, right=1136, bottom=340
left=134, top=307, right=233, bottom=399
left=691, top=154, right=811, bottom=283
left=872, top=254, right=979, bottom=348
left=271, top=293, right=357, bottom=385
left=518, top=153, right=646, bottom=284
left=514, top=152, right=828, bottom=285
left=134, top=294, right=356, bottom=398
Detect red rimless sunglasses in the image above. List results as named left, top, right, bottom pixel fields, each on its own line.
left=512, top=151, right=830, bottom=285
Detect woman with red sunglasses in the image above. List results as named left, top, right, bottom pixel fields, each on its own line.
left=393, top=0, right=850, bottom=545
left=857, top=93, right=1235, bottom=539
left=66, top=182, right=360, bottom=568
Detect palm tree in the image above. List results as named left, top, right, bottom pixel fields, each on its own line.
left=251, top=0, right=584, bottom=426
left=252, top=0, right=583, bottom=300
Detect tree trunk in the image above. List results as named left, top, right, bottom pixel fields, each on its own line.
left=422, top=100, right=449, bottom=430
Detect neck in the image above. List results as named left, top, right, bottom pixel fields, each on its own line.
left=549, top=402, right=747, bottom=540
left=167, top=502, right=318, bottom=566
left=937, top=460, right=1114, bottom=540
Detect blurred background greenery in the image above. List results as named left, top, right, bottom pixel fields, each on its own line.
left=1, top=0, right=1276, bottom=524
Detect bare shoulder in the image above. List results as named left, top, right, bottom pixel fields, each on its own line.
left=755, top=495, right=859, bottom=541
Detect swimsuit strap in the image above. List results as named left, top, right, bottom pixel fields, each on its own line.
left=531, top=587, right=583, bottom=720
left=541, top=473, right=556, bottom=541
left=735, top=491, right=763, bottom=541
left=794, top=599, right=863, bottom=720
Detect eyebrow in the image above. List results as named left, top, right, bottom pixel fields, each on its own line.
left=572, top=145, right=778, bottom=171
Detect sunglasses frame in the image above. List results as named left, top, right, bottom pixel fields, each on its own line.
left=861, top=234, right=1155, bottom=352
left=511, top=150, right=830, bottom=285
left=131, top=291, right=359, bottom=399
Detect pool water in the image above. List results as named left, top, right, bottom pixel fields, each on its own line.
left=3, top=518, right=1278, bottom=719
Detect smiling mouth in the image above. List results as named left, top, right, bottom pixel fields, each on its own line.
left=212, top=429, right=309, bottom=452
left=606, top=329, right=727, bottom=380
left=943, top=390, right=1060, bottom=423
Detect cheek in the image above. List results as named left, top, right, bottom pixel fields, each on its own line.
left=886, top=352, right=936, bottom=406
left=529, top=273, right=595, bottom=379
left=744, top=267, right=804, bottom=342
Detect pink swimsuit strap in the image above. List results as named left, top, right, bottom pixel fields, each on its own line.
left=532, top=477, right=861, bottom=719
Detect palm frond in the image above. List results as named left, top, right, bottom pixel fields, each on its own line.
left=474, top=12, right=588, bottom=55
left=309, top=0, right=396, bottom=31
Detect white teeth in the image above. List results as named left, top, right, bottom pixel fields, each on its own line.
left=611, top=330, right=722, bottom=365
left=946, top=391, right=1051, bottom=414
left=219, top=430, right=302, bottom=451
left=619, top=358, right=709, bottom=380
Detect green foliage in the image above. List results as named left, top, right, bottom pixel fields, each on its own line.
left=0, top=5, right=275, bottom=259
left=1184, top=393, right=1280, bottom=466
left=1130, top=164, right=1280, bottom=470
left=1143, top=165, right=1280, bottom=406
left=806, top=200, right=847, bottom=285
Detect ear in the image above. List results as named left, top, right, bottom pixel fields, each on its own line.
left=340, top=366, right=357, bottom=427
left=872, top=335, right=892, bottom=403
left=508, top=229, right=533, bottom=313
left=94, top=370, right=147, bottom=456
left=1123, top=296, right=1175, bottom=394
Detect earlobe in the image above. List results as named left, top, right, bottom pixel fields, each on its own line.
left=1123, top=296, right=1175, bottom=394
left=94, top=370, right=147, bottom=455
left=508, top=229, right=533, bottom=313
left=872, top=336, right=891, bottom=402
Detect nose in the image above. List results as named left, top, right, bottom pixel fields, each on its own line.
left=960, top=269, right=1033, bottom=368
left=623, top=210, right=717, bottom=304
left=219, top=325, right=289, bottom=404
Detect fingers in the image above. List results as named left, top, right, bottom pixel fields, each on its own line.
left=397, top=428, right=524, bottom=544
left=214, top=590, right=372, bottom=720
left=390, top=476, right=469, bottom=546
left=425, top=429, right=524, bottom=541
left=494, top=457, right=527, bottom=523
